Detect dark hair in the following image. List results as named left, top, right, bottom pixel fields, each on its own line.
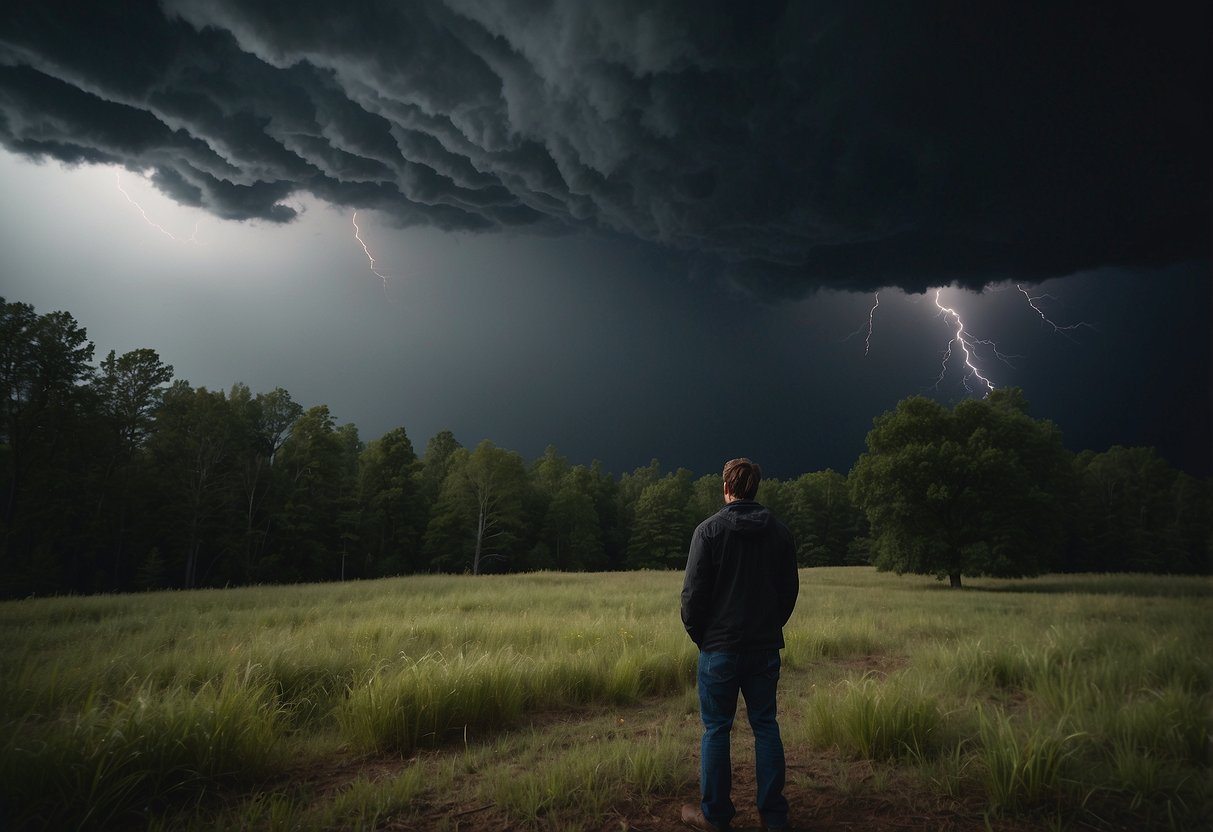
left=722, top=458, right=762, bottom=500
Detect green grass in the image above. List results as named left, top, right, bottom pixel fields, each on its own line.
left=1, top=568, right=1209, bottom=829
left=488, top=728, right=688, bottom=823
left=804, top=672, right=946, bottom=759
left=2, top=672, right=282, bottom=829
left=789, top=571, right=1212, bottom=829
left=336, top=650, right=530, bottom=753
left=975, top=707, right=1084, bottom=813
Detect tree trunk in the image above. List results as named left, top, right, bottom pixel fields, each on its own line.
left=185, top=539, right=199, bottom=588
left=949, top=572, right=962, bottom=588
left=473, top=499, right=487, bottom=575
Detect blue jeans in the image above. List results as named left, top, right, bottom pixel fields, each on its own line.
left=697, top=649, right=788, bottom=829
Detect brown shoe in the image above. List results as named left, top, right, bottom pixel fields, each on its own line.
left=680, top=803, right=723, bottom=832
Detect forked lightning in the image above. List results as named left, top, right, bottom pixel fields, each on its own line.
left=852, top=284, right=1091, bottom=396
left=932, top=289, right=1006, bottom=393
left=1017, top=283, right=1091, bottom=336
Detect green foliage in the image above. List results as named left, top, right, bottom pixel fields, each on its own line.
left=536, top=479, right=605, bottom=570
left=763, top=470, right=867, bottom=566
left=1070, top=446, right=1212, bottom=573
left=424, top=440, right=529, bottom=573
left=849, top=390, right=1076, bottom=587
left=2, top=294, right=1209, bottom=595
left=226, top=384, right=304, bottom=584
left=527, top=447, right=609, bottom=571
left=146, top=383, right=242, bottom=588
left=0, top=298, right=98, bottom=594
left=687, top=473, right=724, bottom=523
left=358, top=427, right=424, bottom=575
left=96, top=348, right=174, bottom=449
left=625, top=468, right=695, bottom=568
left=274, top=405, right=362, bottom=581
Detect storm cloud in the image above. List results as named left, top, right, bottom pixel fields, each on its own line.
left=0, top=1, right=1207, bottom=294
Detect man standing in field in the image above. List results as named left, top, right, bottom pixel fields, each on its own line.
left=680, top=458, right=799, bottom=832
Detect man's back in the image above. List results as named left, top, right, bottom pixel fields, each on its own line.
left=680, top=499, right=798, bottom=653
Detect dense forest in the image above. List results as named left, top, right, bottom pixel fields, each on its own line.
left=2, top=297, right=1209, bottom=597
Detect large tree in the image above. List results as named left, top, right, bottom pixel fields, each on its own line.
left=227, top=384, right=303, bottom=582
left=533, top=462, right=607, bottom=571
left=96, top=349, right=174, bottom=450
left=626, top=469, right=695, bottom=569
left=358, top=426, right=425, bottom=575
left=274, top=406, right=361, bottom=582
left=0, top=299, right=97, bottom=591
left=417, top=429, right=461, bottom=516
left=147, top=383, right=239, bottom=588
left=92, top=349, right=174, bottom=586
left=849, top=389, right=1073, bottom=587
left=424, top=440, right=528, bottom=574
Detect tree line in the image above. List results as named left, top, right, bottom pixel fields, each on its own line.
left=2, top=297, right=1208, bottom=597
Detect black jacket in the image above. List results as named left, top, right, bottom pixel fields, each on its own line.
left=680, top=500, right=799, bottom=652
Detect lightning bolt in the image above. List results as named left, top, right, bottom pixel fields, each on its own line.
left=1017, top=283, right=1091, bottom=337
left=847, top=284, right=1086, bottom=398
left=864, top=291, right=880, bottom=355
left=351, top=211, right=390, bottom=297
left=932, top=289, right=1018, bottom=395
left=843, top=291, right=881, bottom=354
left=115, top=171, right=201, bottom=244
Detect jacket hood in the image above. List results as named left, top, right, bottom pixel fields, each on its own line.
left=718, top=500, right=773, bottom=534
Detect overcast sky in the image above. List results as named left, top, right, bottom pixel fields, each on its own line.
left=1, top=1, right=1209, bottom=479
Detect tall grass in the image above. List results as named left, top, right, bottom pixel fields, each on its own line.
left=2, top=568, right=1209, bottom=829
left=0, top=572, right=699, bottom=824
left=311, top=766, right=429, bottom=831
left=804, top=673, right=945, bottom=759
left=797, top=570, right=1212, bottom=828
left=488, top=729, right=689, bottom=823
left=0, top=672, right=281, bottom=828
left=337, top=651, right=529, bottom=753
left=336, top=645, right=695, bottom=753
left=975, top=708, right=1084, bottom=812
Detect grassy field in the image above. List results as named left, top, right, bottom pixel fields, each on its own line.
left=1, top=568, right=1209, bottom=830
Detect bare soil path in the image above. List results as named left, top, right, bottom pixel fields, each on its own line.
left=271, top=659, right=1056, bottom=831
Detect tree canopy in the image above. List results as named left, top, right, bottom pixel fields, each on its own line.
left=1, top=296, right=1208, bottom=596
left=849, top=389, right=1077, bottom=587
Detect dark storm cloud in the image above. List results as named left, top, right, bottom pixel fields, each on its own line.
left=0, top=1, right=1207, bottom=294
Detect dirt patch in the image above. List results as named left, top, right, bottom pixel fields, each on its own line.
left=279, top=725, right=1050, bottom=831
left=592, top=744, right=1046, bottom=832
left=255, top=664, right=1079, bottom=831
left=817, top=652, right=909, bottom=680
